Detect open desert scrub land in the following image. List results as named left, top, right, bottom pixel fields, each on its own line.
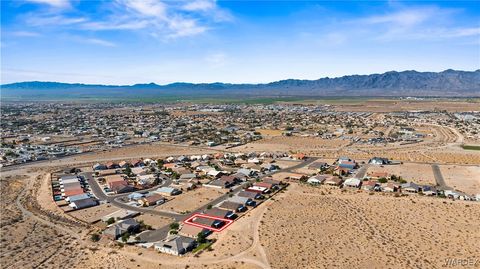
left=260, top=184, right=480, bottom=269
left=366, top=163, right=436, bottom=185
left=155, top=187, right=225, bottom=214
left=235, top=136, right=349, bottom=153
left=440, top=165, right=480, bottom=194
left=332, top=99, right=480, bottom=113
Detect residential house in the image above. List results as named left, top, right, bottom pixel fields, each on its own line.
left=103, top=218, right=140, bottom=240
left=401, top=182, right=420, bottom=193
left=101, top=209, right=139, bottom=222
left=154, top=187, right=181, bottom=196
left=324, top=176, right=343, bottom=186
left=207, top=179, right=233, bottom=189
left=179, top=173, right=197, bottom=181
left=343, top=178, right=361, bottom=188
left=118, top=161, right=129, bottom=168
left=192, top=216, right=225, bottom=229
left=231, top=172, right=248, bottom=182
left=362, top=180, right=378, bottom=191
left=65, top=193, right=90, bottom=202
left=422, top=185, right=437, bottom=196
left=131, top=167, right=147, bottom=176
left=288, top=173, right=307, bottom=181
left=106, top=162, right=119, bottom=169
left=292, top=153, right=306, bottom=160
left=382, top=182, right=400, bottom=192
left=218, top=201, right=247, bottom=212
left=247, top=186, right=269, bottom=194
left=111, top=183, right=135, bottom=194
left=307, top=175, right=326, bottom=185
left=139, top=194, right=165, bottom=207
left=236, top=168, right=254, bottom=178
left=93, top=163, right=107, bottom=170
left=338, top=161, right=357, bottom=170
left=179, top=224, right=211, bottom=239
left=229, top=195, right=257, bottom=207
left=98, top=169, right=118, bottom=177
left=369, top=157, right=390, bottom=165
left=137, top=174, right=156, bottom=187
left=261, top=163, right=280, bottom=172
left=154, top=236, right=196, bottom=256
left=204, top=208, right=236, bottom=219
left=237, top=190, right=263, bottom=200
left=263, top=178, right=282, bottom=185
left=131, top=159, right=144, bottom=167
left=69, top=198, right=98, bottom=210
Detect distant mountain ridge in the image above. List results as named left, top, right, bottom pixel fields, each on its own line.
left=2, top=69, right=479, bottom=99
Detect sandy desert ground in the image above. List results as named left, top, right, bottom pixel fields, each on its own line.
left=260, top=184, right=480, bottom=269
left=366, top=163, right=436, bottom=185
left=440, top=165, right=480, bottom=194
left=135, top=213, right=172, bottom=229
left=2, top=164, right=479, bottom=269
left=331, top=99, right=480, bottom=113
left=155, top=187, right=225, bottom=214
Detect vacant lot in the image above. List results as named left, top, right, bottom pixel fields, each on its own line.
left=332, top=99, right=480, bottom=113
left=73, top=143, right=218, bottom=163
left=68, top=203, right=120, bottom=224
left=256, top=129, right=284, bottom=136
left=366, top=163, right=436, bottom=185
left=135, top=213, right=172, bottom=229
left=440, top=165, right=480, bottom=194
left=155, top=187, right=225, bottom=214
left=234, top=136, right=349, bottom=154
left=260, top=184, right=480, bottom=269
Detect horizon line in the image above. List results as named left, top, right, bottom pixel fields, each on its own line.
left=2, top=69, right=478, bottom=87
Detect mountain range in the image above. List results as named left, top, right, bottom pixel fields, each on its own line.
left=2, top=69, right=479, bottom=100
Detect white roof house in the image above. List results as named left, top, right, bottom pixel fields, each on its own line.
left=101, top=209, right=139, bottom=222
left=343, top=178, right=361, bottom=188
left=154, top=236, right=196, bottom=256
left=307, top=175, right=326, bottom=185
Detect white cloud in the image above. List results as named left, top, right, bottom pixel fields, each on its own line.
left=83, top=38, right=116, bottom=47
left=26, top=15, right=87, bottom=26
left=353, top=6, right=477, bottom=42
left=361, top=8, right=435, bottom=27
left=165, top=16, right=208, bottom=38
left=87, top=0, right=230, bottom=39
left=205, top=52, right=227, bottom=67
left=183, top=0, right=215, bottom=12
left=17, top=0, right=232, bottom=40
left=11, top=31, right=42, bottom=37
left=121, top=0, right=167, bottom=18
left=26, top=0, right=71, bottom=9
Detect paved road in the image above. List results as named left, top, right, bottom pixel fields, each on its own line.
left=82, top=172, right=181, bottom=218
left=84, top=157, right=319, bottom=220
left=355, top=164, right=370, bottom=179
left=431, top=164, right=452, bottom=190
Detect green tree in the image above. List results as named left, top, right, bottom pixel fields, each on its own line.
left=206, top=204, right=213, bottom=210
left=90, top=233, right=100, bottom=242
left=378, top=177, right=388, bottom=183
left=197, top=232, right=207, bottom=244
left=124, top=166, right=132, bottom=177
left=170, top=222, right=180, bottom=230
left=106, top=217, right=115, bottom=225
left=121, top=233, right=130, bottom=243
left=157, top=159, right=164, bottom=168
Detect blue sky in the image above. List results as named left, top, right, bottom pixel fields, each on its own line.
left=1, top=0, right=479, bottom=84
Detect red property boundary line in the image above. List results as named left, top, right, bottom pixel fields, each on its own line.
left=183, top=213, right=234, bottom=232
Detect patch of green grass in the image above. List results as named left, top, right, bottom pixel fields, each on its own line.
left=461, top=145, right=480, bottom=151
left=192, top=242, right=213, bottom=253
